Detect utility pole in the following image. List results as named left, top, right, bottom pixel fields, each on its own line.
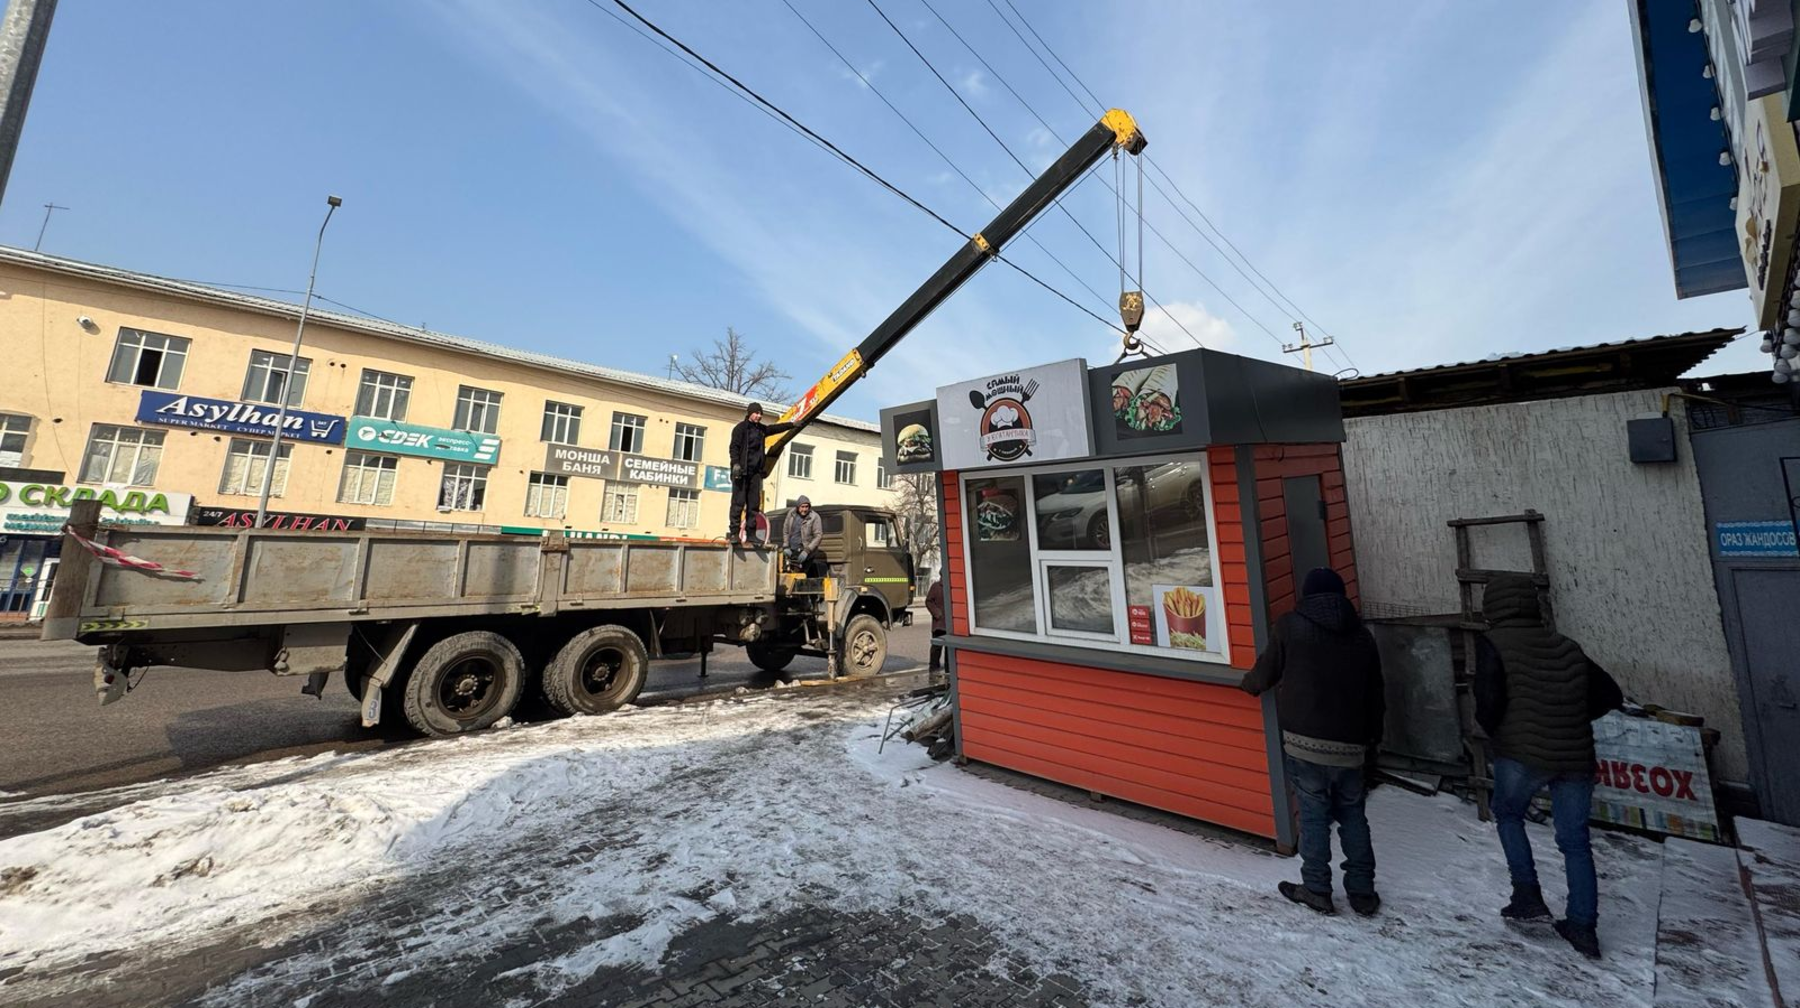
left=31, top=199, right=61, bottom=249
left=1281, top=321, right=1334, bottom=372
left=667, top=354, right=678, bottom=379
left=254, top=195, right=342, bottom=527
left=0, top=0, right=57, bottom=209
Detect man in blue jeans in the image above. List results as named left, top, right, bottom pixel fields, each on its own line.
left=1241, top=568, right=1385, bottom=917
left=1475, top=573, right=1624, bottom=960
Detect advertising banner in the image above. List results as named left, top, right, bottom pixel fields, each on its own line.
left=880, top=400, right=939, bottom=475
left=543, top=444, right=616, bottom=480
left=541, top=445, right=701, bottom=488
left=935, top=358, right=1091, bottom=470
left=0, top=481, right=192, bottom=535
left=192, top=507, right=365, bottom=532
left=1735, top=93, right=1800, bottom=329
left=614, top=454, right=699, bottom=488
left=348, top=417, right=500, bottom=464
left=1590, top=712, right=1721, bottom=842
left=138, top=390, right=347, bottom=445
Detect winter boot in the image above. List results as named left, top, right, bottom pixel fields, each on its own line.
left=1279, top=881, right=1336, bottom=916
left=1501, top=884, right=1552, bottom=923
left=1347, top=892, right=1381, bottom=917
left=1553, top=920, right=1601, bottom=960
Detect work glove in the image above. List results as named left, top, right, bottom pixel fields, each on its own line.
left=730, top=464, right=743, bottom=480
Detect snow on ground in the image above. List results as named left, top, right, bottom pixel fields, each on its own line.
left=0, top=689, right=1663, bottom=1007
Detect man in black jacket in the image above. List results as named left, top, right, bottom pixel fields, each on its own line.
left=1475, top=572, right=1624, bottom=960
left=1241, top=567, right=1385, bottom=917
left=727, top=403, right=794, bottom=543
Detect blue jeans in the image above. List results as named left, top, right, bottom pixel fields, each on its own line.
left=1285, top=756, right=1376, bottom=896
left=1490, top=756, right=1597, bottom=928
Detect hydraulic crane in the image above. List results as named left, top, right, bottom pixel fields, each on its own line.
left=761, top=108, right=1147, bottom=473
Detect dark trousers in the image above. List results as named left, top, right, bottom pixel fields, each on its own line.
left=729, top=472, right=763, bottom=535
left=787, top=547, right=827, bottom=578
left=929, top=629, right=945, bottom=671
left=1285, top=755, right=1376, bottom=897
left=1491, top=756, right=1598, bottom=928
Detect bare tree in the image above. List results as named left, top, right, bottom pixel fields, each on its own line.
left=893, top=473, right=940, bottom=582
left=675, top=327, right=792, bottom=403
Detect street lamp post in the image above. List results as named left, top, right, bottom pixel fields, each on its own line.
left=254, top=194, right=341, bottom=527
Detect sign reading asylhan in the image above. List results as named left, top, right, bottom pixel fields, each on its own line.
left=193, top=506, right=365, bottom=532
left=137, top=391, right=346, bottom=444
left=350, top=417, right=500, bottom=464
left=935, top=358, right=1091, bottom=470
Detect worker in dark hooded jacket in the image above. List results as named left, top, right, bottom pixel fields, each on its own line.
left=1241, top=567, right=1385, bottom=917
left=727, top=403, right=795, bottom=543
left=1475, top=572, right=1624, bottom=961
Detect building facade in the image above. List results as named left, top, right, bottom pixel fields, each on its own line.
left=0, top=248, right=899, bottom=611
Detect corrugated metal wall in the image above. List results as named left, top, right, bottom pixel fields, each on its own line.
left=1341, top=390, right=1745, bottom=783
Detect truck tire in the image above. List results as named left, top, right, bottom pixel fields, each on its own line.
left=542, top=625, right=648, bottom=716
left=746, top=642, right=797, bottom=674
left=401, top=631, right=526, bottom=737
left=838, top=615, right=887, bottom=678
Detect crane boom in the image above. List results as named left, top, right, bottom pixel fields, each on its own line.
left=761, top=108, right=1147, bottom=472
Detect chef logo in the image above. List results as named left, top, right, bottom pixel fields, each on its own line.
left=968, top=375, right=1040, bottom=462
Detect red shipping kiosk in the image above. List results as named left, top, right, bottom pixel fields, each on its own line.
left=883, top=348, right=1352, bottom=849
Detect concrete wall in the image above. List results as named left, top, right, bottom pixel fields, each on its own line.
left=1342, top=390, right=1746, bottom=783
left=0, top=261, right=897, bottom=538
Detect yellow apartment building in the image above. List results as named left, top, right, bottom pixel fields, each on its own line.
left=0, top=247, right=898, bottom=612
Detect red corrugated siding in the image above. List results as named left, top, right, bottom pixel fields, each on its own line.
left=942, top=472, right=969, bottom=636
left=1206, top=446, right=1257, bottom=671
left=1252, top=444, right=1359, bottom=625
left=957, top=648, right=1277, bottom=838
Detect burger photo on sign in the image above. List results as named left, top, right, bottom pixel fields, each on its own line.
left=894, top=412, right=934, bottom=465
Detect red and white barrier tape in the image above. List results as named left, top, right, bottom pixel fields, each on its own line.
left=63, top=526, right=200, bottom=580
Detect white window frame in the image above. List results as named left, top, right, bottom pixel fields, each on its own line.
left=338, top=451, right=398, bottom=506
left=439, top=463, right=489, bottom=511
left=454, top=387, right=503, bottom=435
left=541, top=402, right=583, bottom=445
left=666, top=487, right=700, bottom=529
left=609, top=412, right=647, bottom=453
left=79, top=425, right=165, bottom=486
left=788, top=443, right=814, bottom=479
left=106, top=328, right=190, bottom=390
left=834, top=451, right=857, bottom=485
left=355, top=369, right=413, bottom=421
left=673, top=422, right=706, bottom=462
left=603, top=484, right=640, bottom=524
left=876, top=458, right=890, bottom=489
left=0, top=413, right=32, bottom=468
left=242, top=350, right=312, bottom=406
left=525, top=472, right=569, bottom=519
left=218, top=438, right=293, bottom=497
left=956, top=452, right=1229, bottom=665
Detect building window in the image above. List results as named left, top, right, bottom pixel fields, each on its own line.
left=525, top=472, right=569, bottom=519
left=439, top=463, right=488, bottom=511
left=0, top=413, right=31, bottom=468
left=788, top=443, right=814, bottom=479
left=338, top=451, right=398, bottom=506
left=673, top=422, right=706, bottom=462
left=541, top=402, right=583, bottom=445
left=603, top=484, right=639, bottom=523
left=666, top=488, right=700, bottom=528
left=610, top=412, right=647, bottom=453
left=961, top=457, right=1223, bottom=659
left=876, top=458, right=890, bottom=489
left=834, top=451, right=857, bottom=485
left=106, top=328, right=189, bottom=390
left=242, top=350, right=311, bottom=406
left=355, top=370, right=413, bottom=421
left=218, top=438, right=292, bottom=497
left=454, top=387, right=503, bottom=434
left=79, top=425, right=165, bottom=486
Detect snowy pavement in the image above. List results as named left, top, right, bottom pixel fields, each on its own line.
left=0, top=681, right=1672, bottom=1007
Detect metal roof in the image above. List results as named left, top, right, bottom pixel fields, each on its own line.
left=0, top=246, right=880, bottom=435
left=1627, top=0, right=1747, bottom=299
left=1340, top=328, right=1743, bottom=417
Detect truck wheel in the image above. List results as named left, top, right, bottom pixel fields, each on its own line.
left=542, top=625, right=648, bottom=716
left=402, top=631, right=526, bottom=737
left=838, top=615, right=887, bottom=678
left=746, top=642, right=797, bottom=674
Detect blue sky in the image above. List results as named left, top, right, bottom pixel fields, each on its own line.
left=0, top=1, right=1764, bottom=419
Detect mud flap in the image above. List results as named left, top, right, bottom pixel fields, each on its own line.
left=360, top=685, right=383, bottom=728
left=301, top=671, right=329, bottom=698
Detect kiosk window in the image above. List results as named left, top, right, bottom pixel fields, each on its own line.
left=966, top=474, right=1036, bottom=633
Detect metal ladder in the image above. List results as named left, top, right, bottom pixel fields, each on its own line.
left=1449, top=509, right=1551, bottom=821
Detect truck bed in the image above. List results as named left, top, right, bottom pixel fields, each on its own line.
left=44, top=525, right=778, bottom=640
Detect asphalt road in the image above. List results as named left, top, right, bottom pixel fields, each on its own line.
left=0, top=622, right=932, bottom=802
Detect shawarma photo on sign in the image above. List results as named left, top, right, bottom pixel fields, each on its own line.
left=1111, top=362, right=1182, bottom=439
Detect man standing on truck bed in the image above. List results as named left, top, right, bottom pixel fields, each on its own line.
left=728, top=402, right=794, bottom=544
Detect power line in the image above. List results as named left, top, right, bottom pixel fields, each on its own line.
left=590, top=0, right=1133, bottom=338
left=983, top=0, right=1358, bottom=370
